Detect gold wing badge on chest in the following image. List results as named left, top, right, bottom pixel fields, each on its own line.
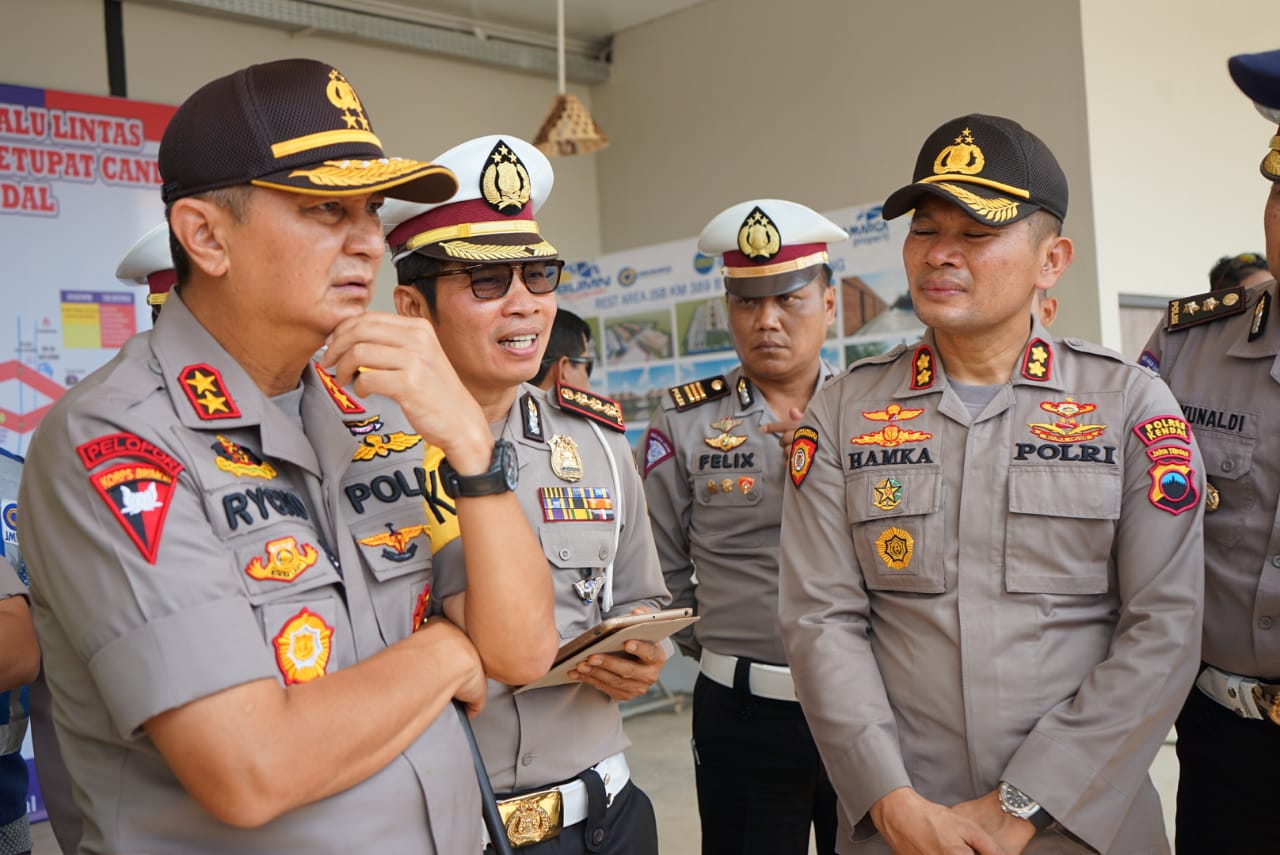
left=705, top=416, right=747, bottom=452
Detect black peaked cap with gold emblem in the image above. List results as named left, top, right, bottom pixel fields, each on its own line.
left=697, top=199, right=847, bottom=298
left=881, top=114, right=1068, bottom=227
left=1228, top=49, right=1280, bottom=183
left=382, top=134, right=556, bottom=264
left=159, top=58, right=457, bottom=205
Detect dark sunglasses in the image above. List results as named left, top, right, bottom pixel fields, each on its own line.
left=438, top=259, right=565, bottom=300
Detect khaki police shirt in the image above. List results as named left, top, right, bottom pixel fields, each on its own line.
left=1143, top=278, right=1280, bottom=679
left=19, top=291, right=482, bottom=855
left=430, top=383, right=669, bottom=793
left=641, top=363, right=833, bottom=664
left=779, top=323, right=1204, bottom=854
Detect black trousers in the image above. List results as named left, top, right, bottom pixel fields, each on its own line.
left=487, top=778, right=658, bottom=855
left=1175, top=683, right=1280, bottom=854
left=691, top=671, right=837, bottom=855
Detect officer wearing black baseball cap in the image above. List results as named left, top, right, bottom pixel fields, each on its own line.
left=19, top=58, right=557, bottom=855
left=1141, top=49, right=1280, bottom=854
left=779, top=113, right=1204, bottom=854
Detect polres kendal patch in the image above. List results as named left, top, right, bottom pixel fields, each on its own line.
left=1145, top=445, right=1200, bottom=515
left=789, top=425, right=819, bottom=488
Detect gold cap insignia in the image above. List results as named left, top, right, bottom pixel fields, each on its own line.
left=481, top=139, right=532, bottom=217
left=326, top=69, right=371, bottom=131
left=933, top=127, right=985, bottom=176
left=737, top=206, right=782, bottom=262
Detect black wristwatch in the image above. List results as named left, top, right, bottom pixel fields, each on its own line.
left=439, top=438, right=518, bottom=498
left=997, top=781, right=1055, bottom=832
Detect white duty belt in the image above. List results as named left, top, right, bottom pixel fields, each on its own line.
left=1196, top=664, right=1280, bottom=725
left=700, top=648, right=797, bottom=702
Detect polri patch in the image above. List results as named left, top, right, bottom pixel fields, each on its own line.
left=1145, top=445, right=1200, bottom=515
left=789, top=425, right=819, bottom=488
left=642, top=429, right=674, bottom=477
left=245, top=535, right=319, bottom=582
left=78, top=432, right=184, bottom=564
left=178, top=363, right=241, bottom=420
left=538, top=486, right=615, bottom=522
left=313, top=362, right=366, bottom=414
left=273, top=607, right=333, bottom=684
left=557, top=382, right=625, bottom=432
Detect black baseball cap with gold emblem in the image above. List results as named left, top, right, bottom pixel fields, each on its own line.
left=381, top=134, right=556, bottom=263
left=159, top=58, right=457, bottom=205
left=1228, top=49, right=1280, bottom=182
left=881, top=114, right=1068, bottom=226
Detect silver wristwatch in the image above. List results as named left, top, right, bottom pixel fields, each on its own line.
left=998, top=781, right=1053, bottom=831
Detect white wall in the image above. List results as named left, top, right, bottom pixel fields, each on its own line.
left=1080, top=0, right=1278, bottom=348
left=590, top=0, right=1104, bottom=340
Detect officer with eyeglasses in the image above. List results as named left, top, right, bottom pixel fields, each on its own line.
left=383, top=135, right=671, bottom=855
left=533, top=309, right=596, bottom=391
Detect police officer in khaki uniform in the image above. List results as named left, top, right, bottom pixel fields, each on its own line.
left=19, top=60, right=557, bottom=855
left=384, top=135, right=671, bottom=855
left=640, top=199, right=842, bottom=855
left=0, top=467, right=38, bottom=855
left=1140, top=49, right=1280, bottom=854
left=778, top=114, right=1205, bottom=854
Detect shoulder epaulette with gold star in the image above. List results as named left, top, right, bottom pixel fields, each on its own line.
left=1165, top=286, right=1246, bottom=332
left=667, top=375, right=730, bottom=411
left=555, top=382, right=626, bottom=432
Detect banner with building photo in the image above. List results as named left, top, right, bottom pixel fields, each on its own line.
left=0, top=82, right=174, bottom=459
left=556, top=203, right=921, bottom=449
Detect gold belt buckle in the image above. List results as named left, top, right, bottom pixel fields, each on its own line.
left=1252, top=683, right=1280, bottom=726
left=496, top=787, right=564, bottom=847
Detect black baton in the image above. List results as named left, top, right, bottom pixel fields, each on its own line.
left=455, top=701, right=515, bottom=855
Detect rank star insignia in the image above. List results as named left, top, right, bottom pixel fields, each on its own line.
left=352, top=432, right=423, bottom=462
left=245, top=535, right=319, bottom=582
left=549, top=434, right=584, bottom=482
left=1202, top=296, right=1219, bottom=312
left=178, top=363, right=241, bottom=420
left=359, top=522, right=428, bottom=562
left=910, top=346, right=935, bottom=390
left=1026, top=396, right=1107, bottom=443
left=851, top=424, right=933, bottom=448
left=1021, top=338, right=1052, bottom=381
left=212, top=435, right=276, bottom=479
left=1184, top=300, right=1200, bottom=315
left=274, top=607, right=333, bottom=684
left=875, top=526, right=914, bottom=570
left=873, top=477, right=902, bottom=511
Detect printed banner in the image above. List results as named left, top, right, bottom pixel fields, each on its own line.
left=0, top=82, right=175, bottom=457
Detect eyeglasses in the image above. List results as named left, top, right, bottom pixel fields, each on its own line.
left=540, top=353, right=594, bottom=378
left=435, top=259, right=565, bottom=300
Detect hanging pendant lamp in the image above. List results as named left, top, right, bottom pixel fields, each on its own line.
left=532, top=0, right=609, bottom=156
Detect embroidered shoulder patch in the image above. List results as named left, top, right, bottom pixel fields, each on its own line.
left=77, top=432, right=184, bottom=564
left=909, top=346, right=935, bottom=390
left=1165, top=287, right=1246, bottom=332
left=1133, top=415, right=1191, bottom=447
left=313, top=362, right=366, bottom=414
left=556, top=382, right=625, bottom=432
left=668, top=375, right=730, bottom=411
left=789, top=425, right=819, bottom=488
left=178, top=363, right=241, bottom=420
left=1144, top=445, right=1200, bottom=515
left=642, top=428, right=674, bottom=477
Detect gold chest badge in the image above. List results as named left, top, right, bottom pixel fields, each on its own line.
left=549, top=434, right=584, bottom=482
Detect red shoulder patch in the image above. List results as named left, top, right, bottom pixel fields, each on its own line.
left=78, top=432, right=184, bottom=564
left=178, top=363, right=241, bottom=420
left=313, top=362, right=366, bottom=414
